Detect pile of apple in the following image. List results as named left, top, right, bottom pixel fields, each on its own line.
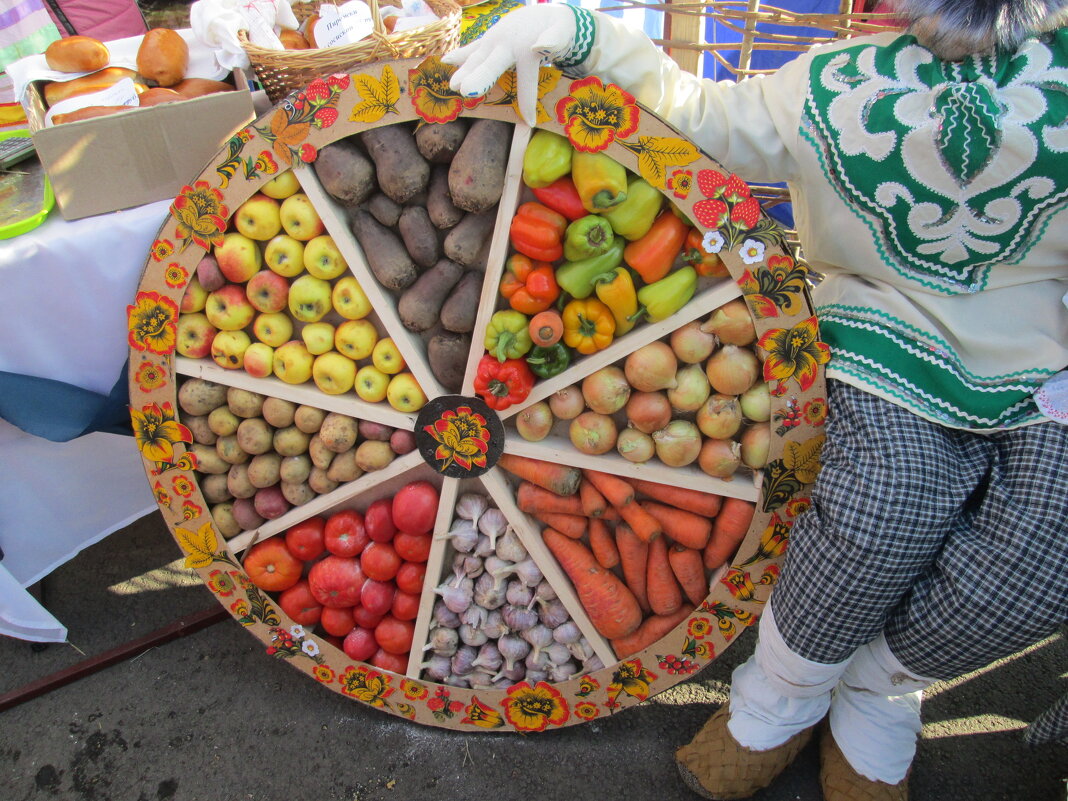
left=177, top=377, right=416, bottom=537
left=513, top=299, right=772, bottom=479
left=176, top=168, right=428, bottom=413
left=243, top=480, right=440, bottom=674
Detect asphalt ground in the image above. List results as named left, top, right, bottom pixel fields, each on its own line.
left=0, top=511, right=1065, bottom=801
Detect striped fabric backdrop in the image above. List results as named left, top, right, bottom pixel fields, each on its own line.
left=0, top=0, right=61, bottom=107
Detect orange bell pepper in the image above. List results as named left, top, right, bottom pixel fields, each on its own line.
left=499, top=254, right=560, bottom=315
left=562, top=298, right=616, bottom=355
left=623, top=210, right=690, bottom=284
left=509, top=202, right=567, bottom=263
left=682, top=228, right=730, bottom=278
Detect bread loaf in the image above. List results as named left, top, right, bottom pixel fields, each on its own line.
left=52, top=105, right=134, bottom=125
left=43, top=67, right=142, bottom=106
left=279, top=29, right=311, bottom=49
left=172, top=78, right=234, bottom=98
left=136, top=28, right=189, bottom=87
left=138, top=87, right=183, bottom=106
left=44, top=35, right=110, bottom=73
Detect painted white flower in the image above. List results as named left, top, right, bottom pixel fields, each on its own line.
left=739, top=238, right=766, bottom=264
left=289, top=624, right=306, bottom=639
left=702, top=230, right=725, bottom=254
left=302, top=639, right=320, bottom=657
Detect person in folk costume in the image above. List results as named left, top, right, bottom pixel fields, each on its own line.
left=445, top=0, right=1068, bottom=798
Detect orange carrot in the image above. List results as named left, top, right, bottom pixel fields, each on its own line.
left=611, top=604, right=694, bottom=659
left=645, top=536, right=683, bottom=616
left=601, top=506, right=620, bottom=522
left=639, top=500, right=712, bottom=550
left=579, top=479, right=608, bottom=518
left=668, top=544, right=708, bottom=606
left=588, top=517, right=619, bottom=569
left=616, top=499, right=662, bottom=543
left=584, top=469, right=635, bottom=508
left=498, top=453, right=582, bottom=496
left=517, top=481, right=586, bottom=517
left=542, top=528, right=642, bottom=639
left=615, top=523, right=650, bottom=614
left=534, top=511, right=587, bottom=539
left=703, top=497, right=757, bottom=569
left=629, top=478, right=723, bottom=518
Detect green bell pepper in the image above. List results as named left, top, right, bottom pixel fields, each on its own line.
left=555, top=238, right=625, bottom=300
left=525, top=344, right=571, bottom=378
left=563, top=214, right=615, bottom=262
left=634, top=266, right=697, bottom=323
left=484, top=310, right=533, bottom=362
left=602, top=177, right=663, bottom=241
left=522, top=130, right=573, bottom=189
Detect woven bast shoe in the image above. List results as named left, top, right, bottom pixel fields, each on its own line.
left=819, top=724, right=909, bottom=801
left=675, top=705, right=816, bottom=800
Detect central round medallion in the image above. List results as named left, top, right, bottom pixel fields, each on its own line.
left=414, top=394, right=505, bottom=478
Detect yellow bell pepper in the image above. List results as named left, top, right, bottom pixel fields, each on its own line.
left=571, top=151, right=628, bottom=212
left=562, top=298, right=616, bottom=355
left=593, top=266, right=639, bottom=336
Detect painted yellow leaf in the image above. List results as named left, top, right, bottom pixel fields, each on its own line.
left=175, top=521, right=219, bottom=569
left=350, top=65, right=401, bottom=123
left=623, top=136, right=701, bottom=187
left=782, top=435, right=825, bottom=484
left=494, top=67, right=560, bottom=123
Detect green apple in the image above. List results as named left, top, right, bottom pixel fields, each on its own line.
left=301, top=321, right=336, bottom=355
left=279, top=193, right=325, bottom=241
left=181, top=275, right=209, bottom=314
left=334, top=318, right=378, bottom=361
left=260, top=169, right=300, bottom=200
left=354, top=365, right=389, bottom=403
left=205, top=284, right=256, bottom=331
left=214, top=232, right=262, bottom=283
left=331, top=275, right=371, bottom=320
left=303, top=234, right=347, bottom=280
left=243, top=342, right=275, bottom=378
left=211, top=330, right=252, bottom=370
left=176, top=312, right=217, bottom=359
left=273, top=340, right=314, bottom=385
left=233, top=193, right=282, bottom=241
left=371, top=337, right=406, bottom=375
left=288, top=274, right=332, bottom=323
left=253, top=312, right=293, bottom=347
left=386, top=372, right=427, bottom=412
left=312, top=351, right=357, bottom=395
left=263, top=234, right=306, bottom=278
left=245, top=269, right=290, bottom=313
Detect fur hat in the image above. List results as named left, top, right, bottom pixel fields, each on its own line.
left=888, top=0, right=1068, bottom=59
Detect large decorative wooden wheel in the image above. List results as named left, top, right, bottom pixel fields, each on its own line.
left=127, top=56, right=828, bottom=731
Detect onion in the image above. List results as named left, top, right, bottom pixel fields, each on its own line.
left=670, top=320, right=717, bottom=363
left=515, top=401, right=554, bottom=442
left=698, top=438, right=742, bottom=479
left=739, top=382, right=771, bottom=422
left=581, top=366, right=631, bottom=414
left=702, top=299, right=756, bottom=345
left=705, top=345, right=761, bottom=395
left=625, top=391, right=673, bottom=434
left=616, top=428, right=655, bottom=463
left=569, top=411, right=618, bottom=455
left=696, top=393, right=743, bottom=439
left=652, top=419, right=703, bottom=467
left=625, top=341, right=678, bottom=392
left=549, top=385, right=585, bottom=420
left=740, top=423, right=771, bottom=468
left=667, top=363, right=712, bottom=412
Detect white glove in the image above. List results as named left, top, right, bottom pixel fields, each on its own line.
left=443, top=3, right=582, bottom=124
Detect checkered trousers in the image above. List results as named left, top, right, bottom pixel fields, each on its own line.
left=769, top=380, right=1068, bottom=680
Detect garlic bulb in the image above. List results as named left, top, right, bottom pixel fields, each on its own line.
left=460, top=623, right=488, bottom=647
left=425, top=626, right=459, bottom=656
left=538, top=598, right=569, bottom=628
left=494, top=527, right=527, bottom=563
left=473, top=570, right=507, bottom=610
left=478, top=508, right=508, bottom=549
left=552, top=621, right=582, bottom=645
left=446, top=519, right=479, bottom=553
left=455, top=492, right=489, bottom=523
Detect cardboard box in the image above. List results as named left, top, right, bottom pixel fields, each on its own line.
left=22, top=71, right=255, bottom=221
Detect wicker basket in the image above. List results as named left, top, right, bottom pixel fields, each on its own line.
left=241, top=0, right=462, bottom=102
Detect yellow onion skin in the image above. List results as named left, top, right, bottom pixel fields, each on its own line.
left=698, top=438, right=742, bottom=478
left=652, top=419, right=702, bottom=467
left=549, top=385, right=585, bottom=420
left=740, top=423, right=771, bottom=468
left=705, top=345, right=760, bottom=395
left=701, top=299, right=756, bottom=346
left=617, top=428, right=655, bottom=463
left=569, top=411, right=618, bottom=455
left=625, top=341, right=678, bottom=392
left=516, top=401, right=554, bottom=442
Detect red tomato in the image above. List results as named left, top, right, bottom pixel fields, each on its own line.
left=352, top=605, right=384, bottom=630
left=320, top=605, right=356, bottom=637
left=323, top=509, right=369, bottom=557
left=360, top=541, right=401, bottom=581
left=393, top=531, right=432, bottom=562
left=278, top=580, right=322, bottom=626
left=243, top=538, right=302, bottom=592
left=370, top=648, right=409, bottom=674
left=307, top=555, right=365, bottom=608
left=391, top=589, right=420, bottom=621
left=360, top=578, right=396, bottom=617
left=319, top=632, right=344, bottom=650
left=394, top=561, right=427, bottom=595
left=364, top=498, right=396, bottom=543
left=284, top=517, right=326, bottom=561
left=343, top=627, right=378, bottom=662
left=391, top=481, right=439, bottom=535
left=374, top=614, right=415, bottom=655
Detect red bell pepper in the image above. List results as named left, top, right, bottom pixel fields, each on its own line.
left=531, top=176, right=588, bottom=222
left=499, top=254, right=560, bottom=315
left=682, top=227, right=731, bottom=278
left=509, top=201, right=567, bottom=262
left=473, top=354, right=535, bottom=411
